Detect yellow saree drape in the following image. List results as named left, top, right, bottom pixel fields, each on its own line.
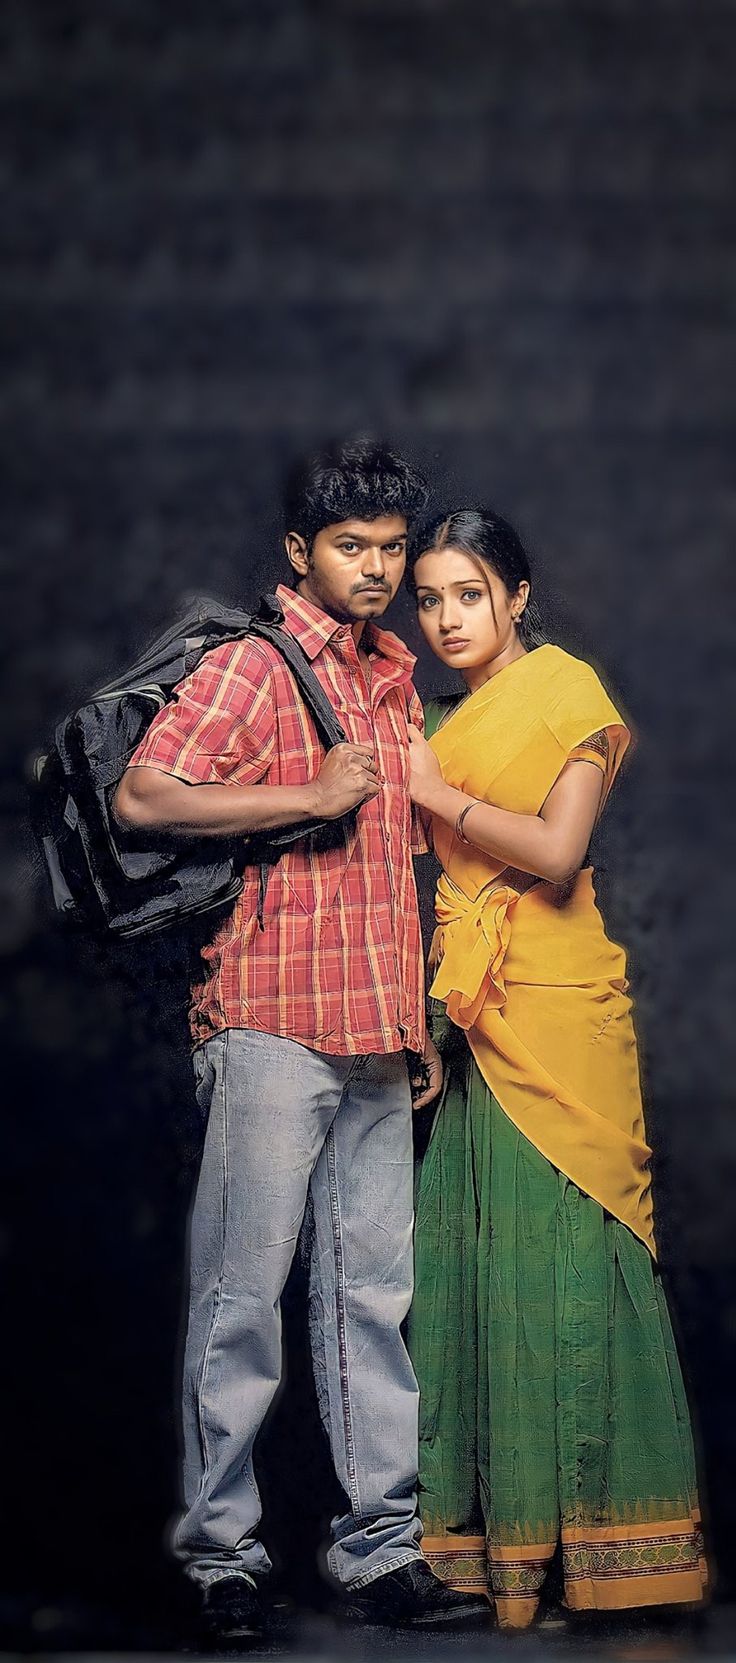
left=427, top=644, right=655, bottom=1257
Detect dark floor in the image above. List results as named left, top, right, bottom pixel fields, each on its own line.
left=0, top=1595, right=732, bottom=1661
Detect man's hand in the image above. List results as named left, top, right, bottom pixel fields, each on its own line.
left=409, top=1031, right=444, bottom=1112
left=309, top=743, right=382, bottom=819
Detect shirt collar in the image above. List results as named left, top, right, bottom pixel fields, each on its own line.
left=274, top=583, right=416, bottom=675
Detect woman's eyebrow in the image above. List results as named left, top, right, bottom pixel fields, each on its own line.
left=415, top=579, right=482, bottom=592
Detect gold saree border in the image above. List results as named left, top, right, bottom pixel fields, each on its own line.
left=421, top=1510, right=707, bottom=1629
left=420, top=1536, right=490, bottom=1602
left=562, top=1511, right=708, bottom=1612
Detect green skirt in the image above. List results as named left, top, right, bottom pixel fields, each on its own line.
left=407, top=1031, right=707, bottom=1627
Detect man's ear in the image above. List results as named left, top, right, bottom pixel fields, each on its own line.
left=285, top=532, right=309, bottom=579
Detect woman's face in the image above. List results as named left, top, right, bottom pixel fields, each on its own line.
left=413, top=546, right=526, bottom=674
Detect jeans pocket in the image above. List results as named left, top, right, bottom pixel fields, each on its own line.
left=191, top=1036, right=222, bottom=1123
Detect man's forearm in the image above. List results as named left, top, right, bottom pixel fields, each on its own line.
left=113, top=765, right=323, bottom=838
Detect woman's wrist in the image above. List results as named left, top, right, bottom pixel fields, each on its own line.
left=455, top=798, right=482, bottom=844
left=422, top=780, right=471, bottom=824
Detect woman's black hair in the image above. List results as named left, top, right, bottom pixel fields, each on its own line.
left=408, top=507, right=546, bottom=650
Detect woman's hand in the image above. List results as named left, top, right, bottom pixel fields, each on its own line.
left=408, top=727, right=445, bottom=809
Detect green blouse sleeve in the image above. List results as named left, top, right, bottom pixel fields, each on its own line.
left=423, top=695, right=459, bottom=741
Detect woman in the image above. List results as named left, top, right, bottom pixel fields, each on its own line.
left=405, top=509, right=707, bottom=1628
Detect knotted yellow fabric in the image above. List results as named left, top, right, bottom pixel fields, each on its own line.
left=427, top=644, right=655, bottom=1256
left=432, top=875, right=521, bottom=1025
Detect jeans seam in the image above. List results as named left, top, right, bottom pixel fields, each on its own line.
left=194, top=1030, right=230, bottom=1499
left=348, top=1549, right=423, bottom=1590
left=325, top=1123, right=361, bottom=1519
left=199, top=1568, right=258, bottom=1591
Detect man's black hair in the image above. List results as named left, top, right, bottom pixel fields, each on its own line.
left=283, top=437, right=429, bottom=547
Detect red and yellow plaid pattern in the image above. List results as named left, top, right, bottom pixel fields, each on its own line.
left=129, top=584, right=427, bottom=1056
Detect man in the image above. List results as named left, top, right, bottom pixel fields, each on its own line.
left=114, top=439, right=487, bottom=1639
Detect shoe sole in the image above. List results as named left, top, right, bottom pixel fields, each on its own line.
left=339, top=1601, right=490, bottom=1628
left=409, top=1604, right=491, bottom=1628
left=198, top=1629, right=265, bottom=1643
left=199, top=1620, right=266, bottom=1643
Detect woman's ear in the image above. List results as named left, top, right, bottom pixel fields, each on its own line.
left=514, top=579, right=531, bottom=618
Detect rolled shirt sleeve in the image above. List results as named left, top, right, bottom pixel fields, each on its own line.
left=127, top=639, right=277, bottom=786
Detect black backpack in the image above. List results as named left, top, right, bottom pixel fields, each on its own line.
left=30, top=592, right=349, bottom=938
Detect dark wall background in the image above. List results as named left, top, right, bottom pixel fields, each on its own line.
left=2, top=0, right=735, bottom=1641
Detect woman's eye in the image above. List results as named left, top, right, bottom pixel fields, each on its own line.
left=418, top=596, right=438, bottom=610
left=461, top=589, right=483, bottom=602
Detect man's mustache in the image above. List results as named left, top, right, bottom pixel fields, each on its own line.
left=351, top=581, right=392, bottom=596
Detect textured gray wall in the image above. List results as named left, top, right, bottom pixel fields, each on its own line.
left=3, top=0, right=735, bottom=1634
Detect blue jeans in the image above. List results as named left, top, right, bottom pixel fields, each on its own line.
left=173, top=1028, right=423, bottom=1588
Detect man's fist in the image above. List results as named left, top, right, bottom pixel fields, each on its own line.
left=309, top=743, right=381, bottom=819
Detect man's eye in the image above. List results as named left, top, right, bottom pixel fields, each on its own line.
left=339, top=542, right=358, bottom=553
left=385, top=542, right=404, bottom=554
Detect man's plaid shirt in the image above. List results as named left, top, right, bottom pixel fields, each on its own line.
left=129, top=584, right=427, bottom=1055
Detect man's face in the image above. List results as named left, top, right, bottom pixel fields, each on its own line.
left=286, top=516, right=408, bottom=624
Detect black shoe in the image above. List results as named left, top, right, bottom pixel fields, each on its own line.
left=199, top=1574, right=266, bottom=1644
left=339, top=1558, right=491, bottom=1628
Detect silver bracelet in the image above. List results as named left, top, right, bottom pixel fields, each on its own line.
left=455, top=799, right=479, bottom=844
